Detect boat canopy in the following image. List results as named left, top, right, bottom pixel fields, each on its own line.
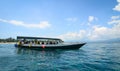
left=17, top=36, right=63, bottom=41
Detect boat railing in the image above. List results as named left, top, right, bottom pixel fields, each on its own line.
left=17, top=40, right=62, bottom=45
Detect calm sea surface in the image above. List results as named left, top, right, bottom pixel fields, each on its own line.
left=0, top=42, right=120, bottom=71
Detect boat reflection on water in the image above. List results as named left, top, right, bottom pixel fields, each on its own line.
left=15, top=47, right=80, bottom=62
left=15, top=48, right=65, bottom=59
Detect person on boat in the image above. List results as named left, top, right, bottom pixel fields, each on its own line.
left=18, top=41, right=21, bottom=45
left=18, top=40, right=24, bottom=46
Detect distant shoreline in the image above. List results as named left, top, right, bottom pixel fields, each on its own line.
left=0, top=42, right=16, bottom=44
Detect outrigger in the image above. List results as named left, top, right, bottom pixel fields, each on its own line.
left=15, top=36, right=86, bottom=49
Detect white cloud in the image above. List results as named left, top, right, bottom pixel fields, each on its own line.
left=108, top=16, right=120, bottom=25
left=0, top=19, right=51, bottom=29
left=111, top=16, right=120, bottom=19
left=113, top=0, right=120, bottom=12
left=57, top=16, right=120, bottom=41
left=88, top=16, right=98, bottom=22
left=90, top=15, right=120, bottom=40
left=89, top=17, right=120, bottom=40
left=58, top=23, right=120, bottom=41
left=88, top=26, right=110, bottom=40
left=88, top=16, right=94, bottom=22
left=65, top=17, right=77, bottom=22
left=57, top=30, right=86, bottom=41
left=87, top=16, right=98, bottom=25
left=108, top=19, right=120, bottom=25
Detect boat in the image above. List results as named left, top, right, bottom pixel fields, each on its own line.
left=15, top=36, right=86, bottom=49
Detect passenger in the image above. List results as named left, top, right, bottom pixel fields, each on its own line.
left=29, top=41, right=32, bottom=47
left=21, top=41, right=24, bottom=44
left=53, top=41, right=55, bottom=44
left=38, top=41, right=39, bottom=44
left=42, top=41, right=44, bottom=44
left=18, top=41, right=21, bottom=45
left=50, top=41, right=52, bottom=44
left=40, top=41, right=42, bottom=45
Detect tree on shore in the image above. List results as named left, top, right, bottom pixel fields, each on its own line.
left=0, top=37, right=17, bottom=42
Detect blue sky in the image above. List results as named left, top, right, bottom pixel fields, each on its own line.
left=0, top=0, right=120, bottom=41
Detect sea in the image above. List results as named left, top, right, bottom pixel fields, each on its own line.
left=0, top=42, right=120, bottom=71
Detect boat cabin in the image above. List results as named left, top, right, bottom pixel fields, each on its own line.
left=17, top=36, right=63, bottom=45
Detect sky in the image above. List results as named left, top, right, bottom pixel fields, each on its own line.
left=0, top=0, right=120, bottom=41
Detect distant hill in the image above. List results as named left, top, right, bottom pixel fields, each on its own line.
left=104, top=38, right=120, bottom=43
left=89, top=38, right=120, bottom=43
left=0, top=37, right=17, bottom=43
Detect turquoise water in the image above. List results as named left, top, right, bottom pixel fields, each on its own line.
left=0, top=42, right=120, bottom=71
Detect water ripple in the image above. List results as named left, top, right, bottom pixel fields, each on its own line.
left=0, top=43, right=120, bottom=71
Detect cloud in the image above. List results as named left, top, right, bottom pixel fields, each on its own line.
left=0, top=19, right=51, bottom=29
left=65, top=17, right=78, bottom=22
left=89, top=23, right=120, bottom=40
left=113, top=0, right=120, bottom=12
left=57, top=16, right=120, bottom=41
left=88, top=26, right=110, bottom=40
left=88, top=16, right=120, bottom=40
left=108, top=16, right=120, bottom=25
left=88, top=16, right=94, bottom=22
left=87, top=16, right=98, bottom=25
left=88, top=16, right=97, bottom=22
left=111, top=16, right=120, bottom=20
left=57, top=30, right=87, bottom=41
